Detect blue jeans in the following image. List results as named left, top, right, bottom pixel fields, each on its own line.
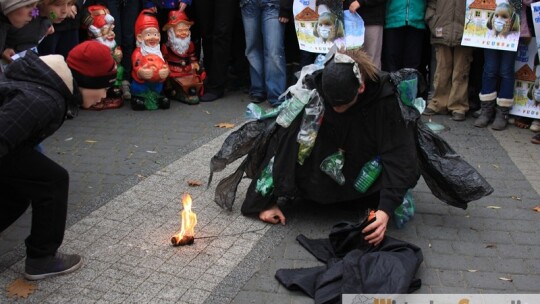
left=105, top=0, right=140, bottom=81
left=241, top=0, right=286, bottom=105
left=481, top=48, right=516, bottom=100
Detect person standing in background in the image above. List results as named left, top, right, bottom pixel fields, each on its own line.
left=382, top=0, right=426, bottom=72
left=423, top=0, right=472, bottom=121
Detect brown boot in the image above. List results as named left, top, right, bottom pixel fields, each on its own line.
left=474, top=100, right=495, bottom=128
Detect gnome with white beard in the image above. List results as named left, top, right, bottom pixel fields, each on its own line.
left=82, top=5, right=125, bottom=110
left=130, top=9, right=170, bottom=111
left=161, top=10, right=205, bottom=105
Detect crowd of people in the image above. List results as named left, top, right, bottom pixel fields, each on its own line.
left=0, top=0, right=539, bottom=282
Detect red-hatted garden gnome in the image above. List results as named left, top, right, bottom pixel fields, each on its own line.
left=131, top=9, right=170, bottom=110
left=161, top=10, right=205, bottom=105
left=82, top=4, right=124, bottom=109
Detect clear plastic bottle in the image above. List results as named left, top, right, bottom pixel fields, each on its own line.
left=354, top=156, right=383, bottom=193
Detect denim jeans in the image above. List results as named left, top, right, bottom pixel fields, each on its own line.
left=481, top=48, right=517, bottom=100
left=105, top=0, right=141, bottom=81
left=240, top=0, right=286, bottom=105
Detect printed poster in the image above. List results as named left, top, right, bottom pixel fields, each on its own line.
left=512, top=38, right=540, bottom=119
left=531, top=2, right=540, bottom=60
left=461, top=0, right=520, bottom=51
left=293, top=0, right=364, bottom=54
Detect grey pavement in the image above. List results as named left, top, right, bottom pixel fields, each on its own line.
left=0, top=90, right=539, bottom=303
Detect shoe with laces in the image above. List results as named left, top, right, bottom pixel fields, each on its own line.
left=25, top=252, right=83, bottom=281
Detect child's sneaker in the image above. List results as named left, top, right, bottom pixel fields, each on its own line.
left=24, top=252, right=82, bottom=281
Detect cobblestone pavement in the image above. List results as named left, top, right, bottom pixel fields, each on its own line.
left=1, top=91, right=539, bottom=303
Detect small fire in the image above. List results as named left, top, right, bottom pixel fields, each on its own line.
left=171, top=193, right=197, bottom=246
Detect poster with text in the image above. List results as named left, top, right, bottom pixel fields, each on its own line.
left=462, top=0, right=520, bottom=51
left=293, top=0, right=364, bottom=54
left=512, top=38, right=540, bottom=119
left=530, top=2, right=540, bottom=60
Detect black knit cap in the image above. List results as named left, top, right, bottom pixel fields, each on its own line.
left=321, top=56, right=360, bottom=106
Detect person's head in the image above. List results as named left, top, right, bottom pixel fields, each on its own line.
left=487, top=3, right=520, bottom=37
left=66, top=41, right=117, bottom=108
left=321, top=49, right=378, bottom=113
left=1, top=0, right=39, bottom=28
left=83, top=5, right=117, bottom=49
left=38, top=0, right=75, bottom=24
left=313, top=12, right=344, bottom=43
left=163, top=10, right=193, bottom=54
left=135, top=9, right=160, bottom=48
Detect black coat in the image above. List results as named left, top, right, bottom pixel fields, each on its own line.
left=0, top=52, right=73, bottom=159
left=241, top=71, right=420, bottom=216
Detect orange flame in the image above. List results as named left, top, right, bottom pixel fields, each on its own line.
left=171, top=193, right=197, bottom=245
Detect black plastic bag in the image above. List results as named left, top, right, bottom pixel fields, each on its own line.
left=209, top=119, right=276, bottom=210
left=416, top=121, right=493, bottom=208
left=388, top=68, right=426, bottom=125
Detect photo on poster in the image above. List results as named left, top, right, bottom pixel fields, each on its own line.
left=293, top=0, right=364, bottom=54
left=462, top=0, right=520, bottom=51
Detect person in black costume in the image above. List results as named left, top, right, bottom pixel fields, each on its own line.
left=246, top=49, right=420, bottom=246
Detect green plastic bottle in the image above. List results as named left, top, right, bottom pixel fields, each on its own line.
left=354, top=156, right=382, bottom=193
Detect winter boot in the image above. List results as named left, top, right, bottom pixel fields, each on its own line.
left=491, top=106, right=510, bottom=131
left=474, top=100, right=495, bottom=128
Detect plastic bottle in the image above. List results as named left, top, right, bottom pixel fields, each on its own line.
left=256, top=157, right=274, bottom=196
left=354, top=156, right=383, bottom=193
left=276, top=89, right=315, bottom=128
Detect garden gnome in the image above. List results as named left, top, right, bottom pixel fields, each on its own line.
left=131, top=9, right=170, bottom=110
left=161, top=10, right=205, bottom=105
left=82, top=4, right=124, bottom=109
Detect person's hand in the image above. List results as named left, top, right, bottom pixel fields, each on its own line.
left=178, top=2, right=187, bottom=12
left=68, top=5, right=77, bottom=18
left=158, top=65, right=170, bottom=79
left=349, top=0, right=360, bottom=13
left=259, top=205, right=286, bottom=225
left=149, top=6, right=158, bottom=13
left=191, top=62, right=200, bottom=71
left=279, top=17, right=289, bottom=23
left=46, top=25, right=55, bottom=36
left=362, top=210, right=389, bottom=246
left=2, top=48, right=15, bottom=62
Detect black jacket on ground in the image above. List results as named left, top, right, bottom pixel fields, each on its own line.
left=0, top=51, right=73, bottom=159
left=241, top=70, right=420, bottom=216
left=275, top=221, right=423, bottom=304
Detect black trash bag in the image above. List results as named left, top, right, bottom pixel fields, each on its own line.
left=388, top=68, right=427, bottom=125
left=209, top=118, right=277, bottom=210
left=416, top=121, right=494, bottom=208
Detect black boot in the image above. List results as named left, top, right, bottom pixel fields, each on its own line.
left=474, top=100, right=495, bottom=128
left=158, top=97, right=170, bottom=109
left=491, top=106, right=510, bottom=131
left=130, top=96, right=146, bottom=111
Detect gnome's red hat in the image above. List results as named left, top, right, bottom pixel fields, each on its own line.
left=135, top=9, right=159, bottom=35
left=162, top=10, right=193, bottom=32
left=83, top=5, right=115, bottom=38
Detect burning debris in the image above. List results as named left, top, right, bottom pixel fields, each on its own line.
left=171, top=193, right=197, bottom=246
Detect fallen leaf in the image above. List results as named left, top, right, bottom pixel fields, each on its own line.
left=187, top=180, right=203, bottom=187
left=205, top=111, right=211, bottom=114
left=499, top=277, right=513, bottom=282
left=146, top=150, right=157, bottom=154
left=215, top=123, right=235, bottom=129
left=7, top=278, right=37, bottom=299
left=486, top=206, right=501, bottom=209
left=492, top=164, right=500, bottom=169
left=485, top=244, right=497, bottom=249
left=85, top=140, right=97, bottom=143
left=511, top=196, right=522, bottom=201
left=65, top=137, right=73, bottom=141
left=467, top=269, right=478, bottom=272
left=428, top=243, right=432, bottom=248
left=532, top=206, right=540, bottom=212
